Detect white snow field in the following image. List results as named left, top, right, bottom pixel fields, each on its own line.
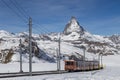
left=0, top=55, right=120, bottom=80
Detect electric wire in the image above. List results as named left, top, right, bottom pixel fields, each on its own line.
left=33, top=23, right=50, bottom=34
left=35, top=23, right=51, bottom=33
left=32, top=27, right=45, bottom=35
left=8, top=0, right=51, bottom=34
left=13, top=0, right=30, bottom=18
left=1, top=0, right=54, bottom=35
left=9, top=0, right=28, bottom=20
left=1, top=0, right=27, bottom=23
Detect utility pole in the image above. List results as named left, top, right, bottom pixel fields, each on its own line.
left=56, top=48, right=59, bottom=71
left=19, top=39, right=23, bottom=73
left=81, top=46, right=86, bottom=71
left=58, top=37, right=61, bottom=72
left=98, top=53, right=101, bottom=69
left=29, top=17, right=32, bottom=76
left=101, top=54, right=103, bottom=69
left=83, top=47, right=86, bottom=71
left=93, top=46, right=95, bottom=60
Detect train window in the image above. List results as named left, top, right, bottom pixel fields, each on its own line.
left=65, top=62, right=70, bottom=65
left=71, top=62, right=74, bottom=65
left=66, top=62, right=74, bottom=65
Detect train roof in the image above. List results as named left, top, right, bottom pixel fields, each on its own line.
left=64, top=60, right=99, bottom=62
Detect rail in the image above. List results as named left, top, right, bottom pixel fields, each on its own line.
left=0, top=68, right=103, bottom=78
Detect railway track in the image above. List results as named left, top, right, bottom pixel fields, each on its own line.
left=0, top=68, right=103, bottom=78
left=0, top=70, right=67, bottom=78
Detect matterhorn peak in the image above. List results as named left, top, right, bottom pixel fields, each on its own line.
left=63, top=16, right=85, bottom=35
left=70, top=16, right=77, bottom=23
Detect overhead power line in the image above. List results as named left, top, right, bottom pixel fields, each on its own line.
left=33, top=22, right=52, bottom=33
left=12, top=0, right=30, bottom=18
left=33, top=24, right=50, bottom=34
left=9, top=0, right=28, bottom=20
left=1, top=0, right=54, bottom=34
left=1, top=0, right=27, bottom=23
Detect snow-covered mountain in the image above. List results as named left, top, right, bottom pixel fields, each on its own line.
left=63, top=16, right=84, bottom=35
left=0, top=17, right=120, bottom=63
left=109, top=34, right=120, bottom=44
left=0, top=30, right=15, bottom=38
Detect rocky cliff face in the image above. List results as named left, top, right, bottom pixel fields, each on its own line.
left=63, top=16, right=84, bottom=35
left=109, top=35, right=120, bottom=44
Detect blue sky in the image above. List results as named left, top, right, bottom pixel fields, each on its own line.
left=0, top=0, right=120, bottom=35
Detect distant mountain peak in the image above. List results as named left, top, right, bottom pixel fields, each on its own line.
left=63, top=16, right=85, bottom=35
left=70, top=16, right=77, bottom=22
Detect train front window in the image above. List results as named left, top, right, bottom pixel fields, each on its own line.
left=66, top=62, right=74, bottom=65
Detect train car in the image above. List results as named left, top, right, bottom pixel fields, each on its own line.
left=64, top=60, right=100, bottom=71
left=76, top=61, right=90, bottom=71
left=93, top=61, right=99, bottom=70
left=64, top=60, right=77, bottom=71
left=89, top=61, right=94, bottom=70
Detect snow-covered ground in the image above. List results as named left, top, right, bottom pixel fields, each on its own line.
left=0, top=55, right=120, bottom=80
left=0, top=62, right=64, bottom=73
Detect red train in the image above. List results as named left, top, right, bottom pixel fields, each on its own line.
left=64, top=60, right=103, bottom=71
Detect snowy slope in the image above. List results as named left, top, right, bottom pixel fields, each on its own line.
left=0, top=17, right=120, bottom=63
left=0, top=30, right=15, bottom=38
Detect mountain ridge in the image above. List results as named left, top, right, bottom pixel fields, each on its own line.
left=0, top=17, right=120, bottom=63
left=63, top=16, right=85, bottom=35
